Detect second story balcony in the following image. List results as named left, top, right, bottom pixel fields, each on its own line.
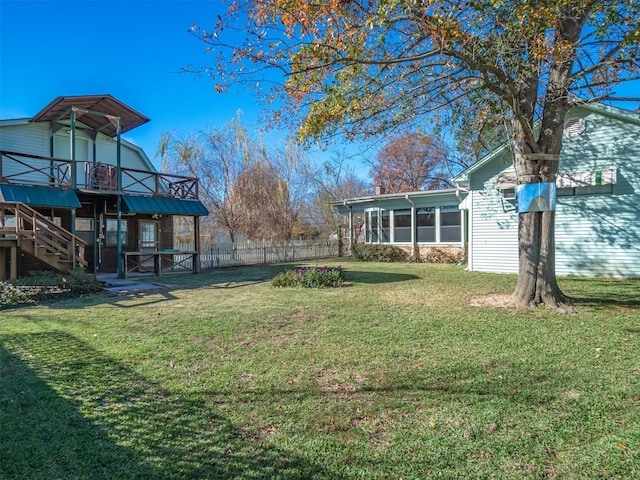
left=0, top=150, right=199, bottom=200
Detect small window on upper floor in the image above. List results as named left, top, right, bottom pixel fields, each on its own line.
left=563, top=117, right=586, bottom=138
left=501, top=188, right=516, bottom=201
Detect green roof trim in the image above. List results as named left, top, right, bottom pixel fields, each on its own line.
left=122, top=195, right=209, bottom=216
left=0, top=184, right=81, bottom=208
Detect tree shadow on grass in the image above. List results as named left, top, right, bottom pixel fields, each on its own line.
left=563, top=277, right=640, bottom=311
left=0, top=332, right=336, bottom=480
left=132, top=263, right=420, bottom=290
left=342, top=270, right=420, bottom=284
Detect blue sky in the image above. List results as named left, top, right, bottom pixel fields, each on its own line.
left=1, top=1, right=639, bottom=181
left=0, top=0, right=372, bottom=176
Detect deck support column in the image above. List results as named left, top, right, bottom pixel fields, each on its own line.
left=115, top=117, right=123, bottom=279
left=9, top=246, right=17, bottom=280
left=0, top=248, right=6, bottom=281
left=70, top=108, right=77, bottom=240
left=194, top=215, right=201, bottom=273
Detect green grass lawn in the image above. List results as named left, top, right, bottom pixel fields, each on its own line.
left=1, top=260, right=638, bottom=479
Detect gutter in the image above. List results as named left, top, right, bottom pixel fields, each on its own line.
left=455, top=185, right=469, bottom=204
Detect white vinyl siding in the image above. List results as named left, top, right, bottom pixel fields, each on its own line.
left=54, top=133, right=91, bottom=186
left=469, top=165, right=519, bottom=274
left=555, top=197, right=640, bottom=278
left=552, top=107, right=640, bottom=277
left=0, top=121, right=50, bottom=155
left=0, top=122, right=51, bottom=185
left=466, top=105, right=640, bottom=278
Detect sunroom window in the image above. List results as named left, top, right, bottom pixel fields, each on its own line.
left=440, top=206, right=461, bottom=242
left=393, top=209, right=411, bottom=242
left=369, top=211, right=378, bottom=243
left=381, top=210, right=390, bottom=242
left=417, top=207, right=436, bottom=242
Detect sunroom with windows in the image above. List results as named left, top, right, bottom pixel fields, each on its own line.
left=333, top=188, right=467, bottom=259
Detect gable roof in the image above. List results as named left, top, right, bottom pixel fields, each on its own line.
left=453, top=103, right=640, bottom=186
left=30, top=94, right=150, bottom=137
left=0, top=117, right=157, bottom=174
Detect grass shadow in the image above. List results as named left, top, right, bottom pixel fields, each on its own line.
left=143, top=263, right=421, bottom=290
left=341, top=270, right=420, bottom=284
left=0, top=332, right=335, bottom=479
left=563, top=277, right=640, bottom=311
left=0, top=341, right=160, bottom=479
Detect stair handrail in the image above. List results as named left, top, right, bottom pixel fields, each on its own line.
left=0, top=201, right=87, bottom=267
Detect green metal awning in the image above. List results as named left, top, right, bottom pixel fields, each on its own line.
left=122, top=195, right=209, bottom=216
left=0, top=184, right=81, bottom=208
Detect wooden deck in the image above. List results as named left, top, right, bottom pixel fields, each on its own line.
left=0, top=150, right=199, bottom=199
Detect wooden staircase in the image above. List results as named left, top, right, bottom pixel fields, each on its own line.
left=0, top=201, right=87, bottom=279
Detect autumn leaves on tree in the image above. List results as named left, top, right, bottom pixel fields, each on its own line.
left=188, top=1, right=639, bottom=309
left=368, top=133, right=451, bottom=193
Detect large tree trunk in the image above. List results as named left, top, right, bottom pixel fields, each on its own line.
left=506, top=6, right=587, bottom=311
left=509, top=112, right=570, bottom=311
left=512, top=210, right=568, bottom=310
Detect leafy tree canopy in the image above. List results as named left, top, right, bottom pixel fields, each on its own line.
left=369, top=132, right=450, bottom=192
left=190, top=0, right=639, bottom=310
left=192, top=0, right=639, bottom=147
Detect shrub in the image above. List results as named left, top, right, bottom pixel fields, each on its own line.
left=422, top=248, right=466, bottom=264
left=0, top=282, right=35, bottom=309
left=64, top=268, right=103, bottom=295
left=273, top=266, right=345, bottom=288
left=10, top=268, right=103, bottom=304
left=352, top=244, right=407, bottom=262
left=272, top=271, right=299, bottom=288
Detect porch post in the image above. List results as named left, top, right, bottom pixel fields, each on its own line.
left=0, top=248, right=6, bottom=282
left=194, top=215, right=201, bottom=273
left=49, top=122, right=55, bottom=187
left=70, top=108, right=77, bottom=236
left=9, top=246, right=17, bottom=280
left=116, top=117, right=123, bottom=279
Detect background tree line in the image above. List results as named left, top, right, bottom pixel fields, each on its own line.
left=158, top=114, right=374, bottom=243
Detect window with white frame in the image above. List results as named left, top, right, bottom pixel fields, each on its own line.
left=365, top=205, right=462, bottom=245
left=369, top=210, right=378, bottom=242
left=439, top=206, right=461, bottom=242
left=416, top=207, right=436, bottom=242
left=106, top=218, right=128, bottom=246
left=381, top=210, right=390, bottom=242
left=393, top=209, right=412, bottom=242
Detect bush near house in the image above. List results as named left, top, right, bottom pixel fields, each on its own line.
left=0, top=282, right=34, bottom=308
left=0, top=269, right=103, bottom=309
left=352, top=244, right=407, bottom=262
left=415, top=247, right=466, bottom=264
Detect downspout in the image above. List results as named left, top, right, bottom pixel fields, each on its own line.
left=405, top=194, right=416, bottom=258
left=455, top=185, right=470, bottom=270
